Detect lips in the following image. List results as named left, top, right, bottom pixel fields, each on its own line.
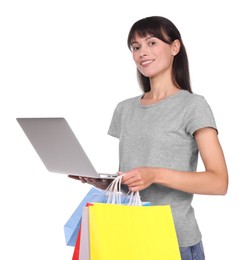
left=140, top=59, right=154, bottom=66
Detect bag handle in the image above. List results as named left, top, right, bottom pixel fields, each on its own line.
left=105, top=174, right=142, bottom=206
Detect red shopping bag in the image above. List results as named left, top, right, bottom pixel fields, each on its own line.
left=72, top=225, right=81, bottom=260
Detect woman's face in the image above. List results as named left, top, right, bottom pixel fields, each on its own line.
left=130, top=34, right=178, bottom=79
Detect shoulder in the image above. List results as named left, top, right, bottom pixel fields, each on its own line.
left=180, top=91, right=217, bottom=134
left=181, top=90, right=206, bottom=103
left=118, top=95, right=141, bottom=105
left=115, top=95, right=141, bottom=110
left=180, top=91, right=211, bottom=109
left=181, top=91, right=215, bottom=121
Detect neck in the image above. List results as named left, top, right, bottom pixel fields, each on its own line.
left=144, top=84, right=180, bottom=100
left=141, top=86, right=181, bottom=106
left=147, top=74, right=180, bottom=99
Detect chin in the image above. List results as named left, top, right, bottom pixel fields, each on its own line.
left=140, top=71, right=155, bottom=78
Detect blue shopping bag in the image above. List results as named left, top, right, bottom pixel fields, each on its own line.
left=64, top=187, right=104, bottom=246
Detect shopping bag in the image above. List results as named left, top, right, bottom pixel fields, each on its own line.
left=79, top=206, right=90, bottom=260
left=75, top=175, right=151, bottom=260
left=72, top=206, right=91, bottom=260
left=89, top=203, right=181, bottom=260
left=65, top=181, right=146, bottom=247
left=72, top=224, right=82, bottom=260
left=64, top=187, right=105, bottom=246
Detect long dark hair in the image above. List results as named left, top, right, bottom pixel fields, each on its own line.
left=127, top=16, right=192, bottom=93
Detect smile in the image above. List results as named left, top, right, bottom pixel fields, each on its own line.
left=140, top=60, right=154, bottom=66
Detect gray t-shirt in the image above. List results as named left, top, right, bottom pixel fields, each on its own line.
left=107, top=90, right=217, bottom=247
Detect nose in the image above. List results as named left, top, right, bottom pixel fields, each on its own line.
left=139, top=44, right=148, bottom=58
left=140, top=52, right=147, bottom=58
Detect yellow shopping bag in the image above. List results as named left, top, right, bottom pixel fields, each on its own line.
left=89, top=203, right=181, bottom=260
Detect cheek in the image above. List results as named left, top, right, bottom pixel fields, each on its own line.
left=132, top=55, right=142, bottom=71
left=132, top=53, right=139, bottom=63
left=159, top=51, right=173, bottom=67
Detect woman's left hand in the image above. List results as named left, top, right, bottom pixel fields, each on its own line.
left=120, top=167, right=156, bottom=192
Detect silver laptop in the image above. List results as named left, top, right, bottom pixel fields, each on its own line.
left=16, top=117, right=118, bottom=179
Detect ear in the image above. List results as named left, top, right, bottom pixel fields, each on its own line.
left=171, top=39, right=181, bottom=56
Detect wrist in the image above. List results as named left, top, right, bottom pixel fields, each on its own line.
left=152, top=167, right=160, bottom=183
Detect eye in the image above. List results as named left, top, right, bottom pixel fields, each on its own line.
left=131, top=45, right=140, bottom=52
left=148, top=41, right=157, bottom=47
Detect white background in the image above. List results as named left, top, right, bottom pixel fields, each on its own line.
left=0, top=0, right=250, bottom=259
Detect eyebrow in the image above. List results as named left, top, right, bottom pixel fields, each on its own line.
left=130, top=35, right=155, bottom=45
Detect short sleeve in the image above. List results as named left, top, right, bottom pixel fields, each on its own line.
left=185, top=95, right=217, bottom=136
left=107, top=104, right=121, bottom=138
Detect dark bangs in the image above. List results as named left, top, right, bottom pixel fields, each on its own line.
left=127, top=16, right=179, bottom=49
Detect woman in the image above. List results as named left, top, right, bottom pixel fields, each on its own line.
left=72, top=16, right=228, bottom=259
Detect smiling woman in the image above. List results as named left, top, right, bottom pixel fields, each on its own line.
left=70, top=16, right=228, bottom=260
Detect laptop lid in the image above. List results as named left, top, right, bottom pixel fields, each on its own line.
left=16, top=117, right=117, bottom=179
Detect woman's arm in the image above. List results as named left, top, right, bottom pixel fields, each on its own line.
left=121, top=128, right=228, bottom=195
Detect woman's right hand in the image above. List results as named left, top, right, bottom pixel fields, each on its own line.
left=68, top=175, right=113, bottom=190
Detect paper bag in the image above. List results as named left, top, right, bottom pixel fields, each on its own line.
left=89, top=203, right=181, bottom=260
left=64, top=187, right=104, bottom=246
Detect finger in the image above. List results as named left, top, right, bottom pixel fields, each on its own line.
left=128, top=184, right=145, bottom=192
left=128, top=185, right=140, bottom=192
left=68, top=175, right=80, bottom=180
left=123, top=179, right=138, bottom=187
left=121, top=172, right=134, bottom=182
left=122, top=174, right=141, bottom=186
left=128, top=179, right=143, bottom=188
left=68, top=175, right=87, bottom=183
left=84, top=178, right=92, bottom=183
left=79, top=177, right=87, bottom=183
left=84, top=178, right=98, bottom=184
